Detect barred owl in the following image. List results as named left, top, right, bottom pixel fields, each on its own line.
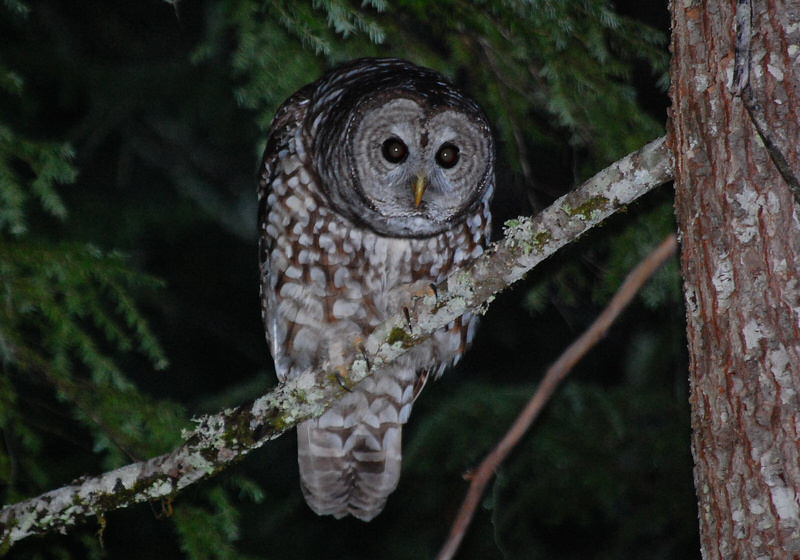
left=258, top=58, right=494, bottom=521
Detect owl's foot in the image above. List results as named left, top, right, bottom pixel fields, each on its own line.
left=404, top=283, right=438, bottom=332
left=328, top=342, right=353, bottom=391
left=389, top=280, right=438, bottom=333
left=330, top=338, right=372, bottom=391
left=410, top=282, right=438, bottom=302
left=402, top=306, right=413, bottom=332
left=428, top=282, right=439, bottom=302
left=333, top=366, right=353, bottom=392
left=355, top=338, right=371, bottom=371
left=388, top=279, right=437, bottom=309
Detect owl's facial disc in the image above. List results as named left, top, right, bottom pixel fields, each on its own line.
left=344, top=98, right=492, bottom=238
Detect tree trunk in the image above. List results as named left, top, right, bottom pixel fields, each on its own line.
left=670, top=0, right=800, bottom=558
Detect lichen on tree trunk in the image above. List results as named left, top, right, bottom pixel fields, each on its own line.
left=670, top=0, right=800, bottom=557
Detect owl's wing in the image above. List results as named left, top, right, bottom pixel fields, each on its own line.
left=257, top=86, right=313, bottom=203
left=258, top=88, right=312, bottom=381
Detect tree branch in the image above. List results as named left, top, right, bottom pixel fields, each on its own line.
left=0, top=136, right=673, bottom=549
left=434, top=233, right=679, bottom=560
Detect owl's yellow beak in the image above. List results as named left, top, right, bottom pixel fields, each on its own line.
left=412, top=174, right=426, bottom=207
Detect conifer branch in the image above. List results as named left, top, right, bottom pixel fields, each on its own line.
left=0, top=136, right=673, bottom=549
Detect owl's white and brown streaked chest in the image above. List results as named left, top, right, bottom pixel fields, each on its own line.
left=259, top=117, right=489, bottom=383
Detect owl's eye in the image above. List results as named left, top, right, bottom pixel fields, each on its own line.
left=381, top=138, right=408, bottom=164
left=435, top=143, right=460, bottom=169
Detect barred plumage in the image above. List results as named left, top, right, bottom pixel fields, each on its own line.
left=258, top=58, right=494, bottom=521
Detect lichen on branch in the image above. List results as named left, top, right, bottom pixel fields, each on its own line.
left=0, top=135, right=673, bottom=549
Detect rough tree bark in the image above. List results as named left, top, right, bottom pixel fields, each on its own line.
left=670, top=0, right=800, bottom=558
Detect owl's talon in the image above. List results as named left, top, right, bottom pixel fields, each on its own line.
left=403, top=306, right=413, bottom=332
left=356, top=340, right=371, bottom=371
left=334, top=367, right=353, bottom=392
left=429, top=282, right=438, bottom=302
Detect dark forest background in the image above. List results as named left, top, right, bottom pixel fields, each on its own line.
left=0, top=1, right=698, bottom=558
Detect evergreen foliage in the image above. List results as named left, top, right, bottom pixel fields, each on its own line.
left=207, top=0, right=668, bottom=167
left=0, top=16, right=189, bottom=538
left=0, top=0, right=696, bottom=558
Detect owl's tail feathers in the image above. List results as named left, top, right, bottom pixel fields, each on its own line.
left=296, top=415, right=404, bottom=522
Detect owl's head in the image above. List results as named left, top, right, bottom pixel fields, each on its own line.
left=311, top=58, right=495, bottom=238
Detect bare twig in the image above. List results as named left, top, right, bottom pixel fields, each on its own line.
left=435, top=233, right=679, bottom=560
left=0, top=137, right=673, bottom=549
